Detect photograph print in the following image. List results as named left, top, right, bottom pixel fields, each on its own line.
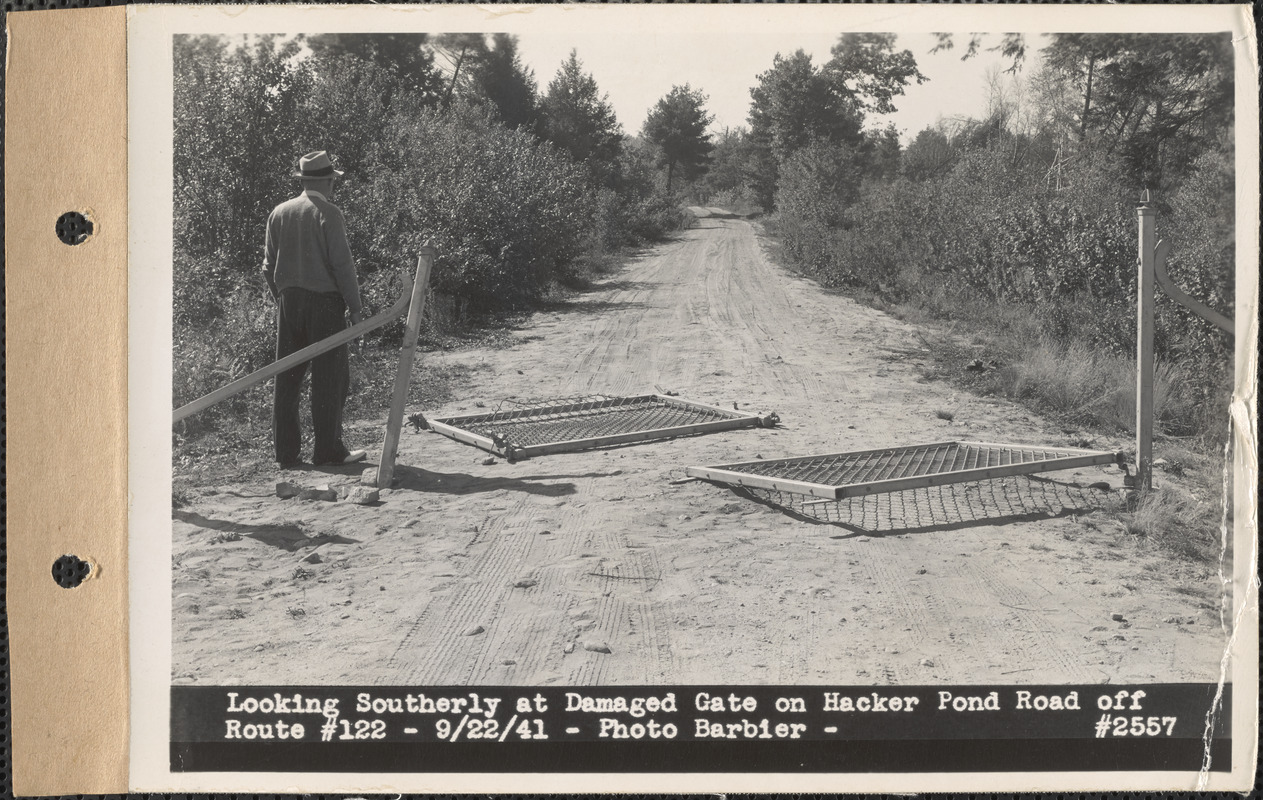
left=153, top=9, right=1251, bottom=785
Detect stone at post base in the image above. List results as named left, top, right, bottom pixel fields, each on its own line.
left=366, top=466, right=403, bottom=489
left=337, top=484, right=380, bottom=505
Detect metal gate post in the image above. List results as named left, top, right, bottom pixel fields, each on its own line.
left=377, top=245, right=436, bottom=489
left=1135, top=192, right=1156, bottom=491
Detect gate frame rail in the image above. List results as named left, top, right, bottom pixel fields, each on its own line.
left=687, top=441, right=1125, bottom=501
left=428, top=394, right=776, bottom=461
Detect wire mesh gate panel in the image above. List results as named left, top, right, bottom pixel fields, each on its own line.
left=687, top=441, right=1124, bottom=500
left=740, top=477, right=1116, bottom=535
left=427, top=394, right=777, bottom=460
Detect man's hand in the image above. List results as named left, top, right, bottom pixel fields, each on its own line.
left=349, top=311, right=364, bottom=355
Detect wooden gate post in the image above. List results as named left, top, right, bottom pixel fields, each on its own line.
left=377, top=245, right=436, bottom=489
left=1135, top=192, right=1156, bottom=492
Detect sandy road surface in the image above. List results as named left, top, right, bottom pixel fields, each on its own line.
left=173, top=209, right=1228, bottom=686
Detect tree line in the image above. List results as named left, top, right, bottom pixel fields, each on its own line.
left=686, top=32, right=1233, bottom=442
left=174, top=31, right=1234, bottom=446
left=173, top=32, right=717, bottom=429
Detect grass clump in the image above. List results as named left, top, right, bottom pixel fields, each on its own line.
left=1121, top=485, right=1222, bottom=564
left=988, top=340, right=1199, bottom=436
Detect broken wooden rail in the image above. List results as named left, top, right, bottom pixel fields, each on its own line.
left=174, top=285, right=409, bottom=424
left=174, top=248, right=435, bottom=488
left=1153, top=239, right=1233, bottom=334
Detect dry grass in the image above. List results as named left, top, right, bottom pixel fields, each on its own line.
left=996, top=340, right=1195, bottom=434
left=861, top=290, right=1229, bottom=566
left=1121, top=485, right=1221, bottom=564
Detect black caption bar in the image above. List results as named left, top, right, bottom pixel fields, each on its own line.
left=171, top=683, right=1231, bottom=773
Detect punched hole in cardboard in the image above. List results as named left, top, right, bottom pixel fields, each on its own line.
left=55, top=211, right=93, bottom=245
left=51, top=554, right=91, bottom=589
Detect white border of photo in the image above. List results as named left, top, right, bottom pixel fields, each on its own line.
left=129, top=3, right=1259, bottom=792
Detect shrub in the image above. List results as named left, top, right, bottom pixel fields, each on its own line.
left=769, top=129, right=1233, bottom=445
left=623, top=191, right=693, bottom=243
left=774, top=142, right=861, bottom=277
left=361, top=102, right=594, bottom=312
left=709, top=186, right=761, bottom=216
left=590, top=139, right=694, bottom=249
left=172, top=37, right=692, bottom=442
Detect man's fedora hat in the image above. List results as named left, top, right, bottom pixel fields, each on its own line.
left=294, top=150, right=345, bottom=180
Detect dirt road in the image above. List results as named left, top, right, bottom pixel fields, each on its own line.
left=173, top=209, right=1228, bottom=686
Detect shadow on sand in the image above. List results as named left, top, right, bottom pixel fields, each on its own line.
left=588, top=278, right=654, bottom=293
left=278, top=461, right=370, bottom=478
left=173, top=510, right=360, bottom=551
left=722, top=474, right=1116, bottom=538
left=537, top=297, right=646, bottom=316
left=387, top=463, right=624, bottom=498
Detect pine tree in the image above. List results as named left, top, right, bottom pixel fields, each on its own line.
left=539, top=50, right=623, bottom=182
left=642, top=84, right=714, bottom=192
left=305, top=33, right=442, bottom=104
left=470, top=33, right=539, bottom=131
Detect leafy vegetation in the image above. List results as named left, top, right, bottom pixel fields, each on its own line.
left=714, top=32, right=1234, bottom=453
left=173, top=34, right=696, bottom=443
left=642, top=84, right=714, bottom=193
left=685, top=31, right=1237, bottom=564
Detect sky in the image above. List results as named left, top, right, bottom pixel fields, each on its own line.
left=514, top=32, right=1046, bottom=143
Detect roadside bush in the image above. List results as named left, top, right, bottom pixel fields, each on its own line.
left=770, top=129, right=1233, bottom=446
left=774, top=142, right=861, bottom=277
left=829, top=176, right=929, bottom=294
left=709, top=186, right=761, bottom=216
left=1159, top=136, right=1235, bottom=429
left=174, top=35, right=313, bottom=274
left=624, top=191, right=693, bottom=243
left=364, top=103, right=594, bottom=312
left=172, top=36, right=690, bottom=441
left=173, top=281, right=275, bottom=433
left=590, top=140, right=694, bottom=248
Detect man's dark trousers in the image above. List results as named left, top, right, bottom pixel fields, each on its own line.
left=273, top=287, right=351, bottom=465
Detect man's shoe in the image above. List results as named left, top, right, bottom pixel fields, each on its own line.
left=278, top=459, right=304, bottom=470
left=317, top=450, right=367, bottom=466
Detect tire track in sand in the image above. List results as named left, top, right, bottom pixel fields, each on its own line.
left=390, top=494, right=539, bottom=684
left=358, top=208, right=1223, bottom=688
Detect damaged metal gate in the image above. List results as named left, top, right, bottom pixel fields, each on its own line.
left=426, top=393, right=778, bottom=460
left=687, top=440, right=1124, bottom=500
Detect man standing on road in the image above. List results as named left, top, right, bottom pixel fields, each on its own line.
left=263, top=150, right=367, bottom=468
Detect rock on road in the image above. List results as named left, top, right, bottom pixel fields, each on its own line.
left=173, top=208, right=1228, bottom=687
